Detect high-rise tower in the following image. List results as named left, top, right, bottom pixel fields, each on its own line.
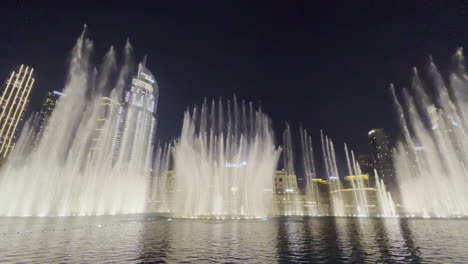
left=0, top=65, right=35, bottom=158
left=113, top=58, right=158, bottom=172
left=368, top=128, right=395, bottom=192
left=89, top=96, right=121, bottom=163
left=32, top=91, right=65, bottom=148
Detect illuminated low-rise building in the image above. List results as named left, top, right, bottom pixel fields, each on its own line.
left=0, top=65, right=35, bottom=158
left=343, top=174, right=370, bottom=188
left=274, top=169, right=300, bottom=195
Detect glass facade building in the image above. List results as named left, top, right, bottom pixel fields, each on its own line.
left=111, top=59, right=158, bottom=172
left=0, top=65, right=35, bottom=158
left=368, top=128, right=395, bottom=193
left=32, top=91, right=64, bottom=148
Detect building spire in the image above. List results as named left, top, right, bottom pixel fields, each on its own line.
left=142, top=55, right=147, bottom=67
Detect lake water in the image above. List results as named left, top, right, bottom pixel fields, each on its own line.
left=1, top=214, right=467, bottom=263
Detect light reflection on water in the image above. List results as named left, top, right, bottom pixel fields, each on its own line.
left=1, top=215, right=467, bottom=263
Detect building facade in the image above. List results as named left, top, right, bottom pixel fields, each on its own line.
left=368, top=128, right=396, bottom=193
left=357, top=154, right=373, bottom=181
left=0, top=65, right=35, bottom=158
left=111, top=59, right=158, bottom=172
left=274, top=169, right=300, bottom=195
left=32, top=90, right=64, bottom=148
left=89, top=96, right=121, bottom=164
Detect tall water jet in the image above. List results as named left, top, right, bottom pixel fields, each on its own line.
left=375, top=170, right=397, bottom=217
left=392, top=48, right=468, bottom=217
left=321, top=131, right=345, bottom=216
left=278, top=124, right=303, bottom=216
left=151, top=143, right=172, bottom=213
left=344, top=144, right=370, bottom=217
left=0, top=29, right=158, bottom=216
left=172, top=98, right=281, bottom=218
left=299, top=127, right=322, bottom=215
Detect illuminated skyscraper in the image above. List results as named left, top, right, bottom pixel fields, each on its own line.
left=357, top=154, right=373, bottom=182
left=89, top=96, right=121, bottom=162
left=0, top=65, right=35, bottom=158
left=368, top=128, right=395, bottom=192
left=113, top=58, right=158, bottom=171
left=32, top=91, right=65, bottom=147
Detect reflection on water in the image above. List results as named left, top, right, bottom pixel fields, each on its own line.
left=1, top=215, right=467, bottom=263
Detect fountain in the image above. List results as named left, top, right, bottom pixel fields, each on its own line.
left=0, top=28, right=156, bottom=216
left=299, top=127, right=323, bottom=216
left=171, top=98, right=281, bottom=218
left=375, top=170, right=397, bottom=217
left=278, top=124, right=305, bottom=216
left=151, top=143, right=172, bottom=213
left=0, top=29, right=415, bottom=220
left=304, top=130, right=395, bottom=217
left=320, top=131, right=346, bottom=216
left=392, top=48, right=468, bottom=217
left=343, top=144, right=370, bottom=217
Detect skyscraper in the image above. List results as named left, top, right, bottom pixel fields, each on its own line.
left=0, top=65, right=35, bottom=158
left=89, top=96, right=121, bottom=163
left=357, top=154, right=373, bottom=179
left=32, top=91, right=65, bottom=148
left=368, top=128, right=396, bottom=192
left=112, top=58, right=158, bottom=171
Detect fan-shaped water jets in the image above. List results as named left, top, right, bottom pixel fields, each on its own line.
left=170, top=98, right=281, bottom=218
left=392, top=48, right=468, bottom=217
left=0, top=29, right=154, bottom=217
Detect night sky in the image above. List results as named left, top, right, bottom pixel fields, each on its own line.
left=0, top=1, right=466, bottom=155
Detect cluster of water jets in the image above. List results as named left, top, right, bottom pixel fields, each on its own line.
left=392, top=48, right=468, bottom=218
left=151, top=98, right=280, bottom=218
left=151, top=101, right=397, bottom=218
left=151, top=52, right=468, bottom=220
left=0, top=28, right=152, bottom=216
left=317, top=132, right=395, bottom=217
left=0, top=27, right=464, bottom=218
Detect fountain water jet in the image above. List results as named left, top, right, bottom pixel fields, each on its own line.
left=279, top=124, right=304, bottom=216
left=392, top=48, right=468, bottom=217
left=320, top=131, right=345, bottom=216
left=151, top=143, right=172, bottom=213
left=300, top=127, right=322, bottom=215
left=344, top=144, right=370, bottom=217
left=171, top=98, right=281, bottom=218
left=0, top=29, right=156, bottom=216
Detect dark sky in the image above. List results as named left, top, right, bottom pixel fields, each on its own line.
left=0, top=1, right=466, bottom=154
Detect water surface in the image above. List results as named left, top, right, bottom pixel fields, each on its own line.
left=1, top=215, right=467, bottom=263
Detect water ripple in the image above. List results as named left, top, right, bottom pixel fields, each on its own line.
left=1, top=215, right=468, bottom=263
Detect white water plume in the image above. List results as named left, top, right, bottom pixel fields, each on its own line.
left=375, top=170, right=397, bottom=217
left=151, top=143, right=172, bottom=213
left=320, top=131, right=345, bottom=216
left=344, top=144, right=370, bottom=217
left=171, top=98, right=281, bottom=218
left=279, top=124, right=304, bottom=216
left=299, top=127, right=322, bottom=215
left=392, top=48, right=468, bottom=217
left=0, top=29, right=156, bottom=216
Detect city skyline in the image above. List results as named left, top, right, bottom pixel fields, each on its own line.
left=0, top=3, right=467, bottom=263
left=0, top=61, right=396, bottom=180
left=0, top=2, right=465, bottom=154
